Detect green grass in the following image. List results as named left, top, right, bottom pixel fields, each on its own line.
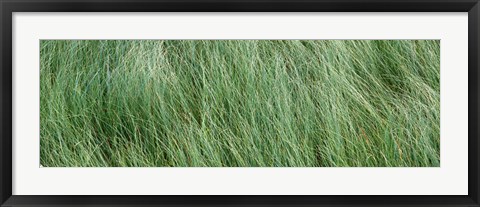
left=40, top=40, right=440, bottom=167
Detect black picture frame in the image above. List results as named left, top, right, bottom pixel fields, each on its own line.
left=1, top=0, right=479, bottom=206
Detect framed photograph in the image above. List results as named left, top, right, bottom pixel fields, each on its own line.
left=1, top=0, right=479, bottom=206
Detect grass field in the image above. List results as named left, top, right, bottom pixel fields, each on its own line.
left=40, top=40, right=440, bottom=167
